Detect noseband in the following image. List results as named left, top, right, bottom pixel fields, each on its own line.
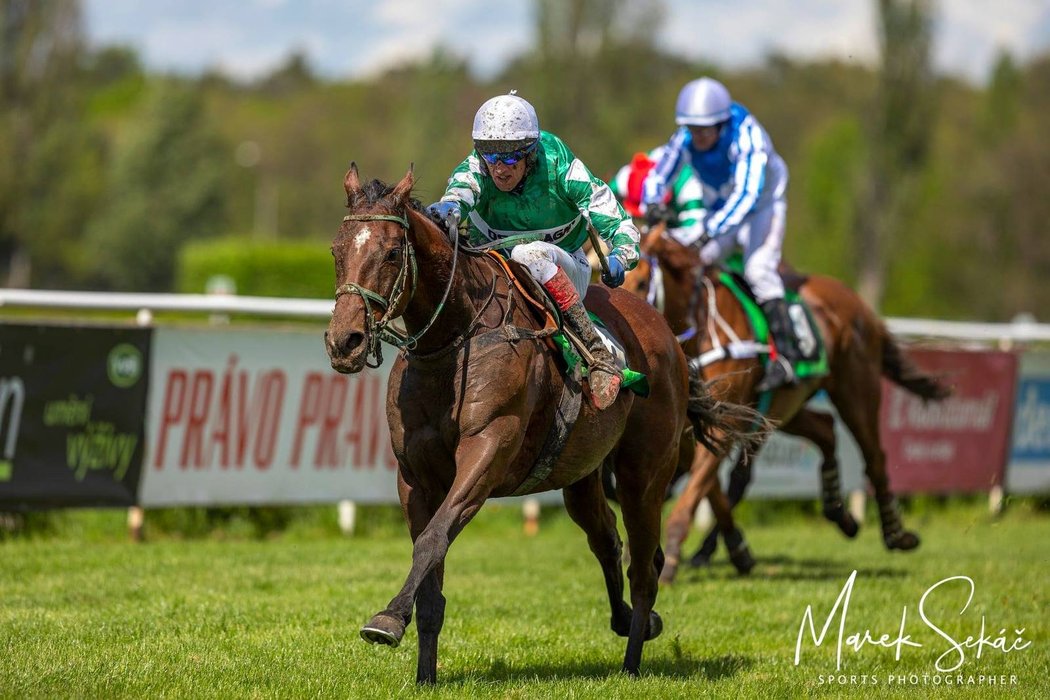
left=334, top=211, right=458, bottom=367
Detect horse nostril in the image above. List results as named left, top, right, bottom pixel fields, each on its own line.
left=341, top=332, right=365, bottom=355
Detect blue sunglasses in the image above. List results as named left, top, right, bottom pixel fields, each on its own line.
left=479, top=142, right=537, bottom=166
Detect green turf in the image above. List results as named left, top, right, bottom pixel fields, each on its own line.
left=1, top=501, right=1047, bottom=698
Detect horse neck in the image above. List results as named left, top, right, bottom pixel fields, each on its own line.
left=401, top=209, right=494, bottom=354
left=661, top=261, right=695, bottom=329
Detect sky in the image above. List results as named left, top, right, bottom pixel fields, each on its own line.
left=83, top=0, right=1050, bottom=85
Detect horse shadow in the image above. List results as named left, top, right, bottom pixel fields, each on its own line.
left=678, top=554, right=906, bottom=583
left=443, top=651, right=754, bottom=685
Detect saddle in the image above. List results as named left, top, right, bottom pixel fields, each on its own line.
left=501, top=255, right=648, bottom=397
left=484, top=253, right=645, bottom=496
left=714, top=253, right=827, bottom=377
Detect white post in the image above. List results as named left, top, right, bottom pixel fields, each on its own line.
left=127, top=506, right=144, bottom=542
left=522, top=497, right=541, bottom=536
left=694, top=498, right=714, bottom=532
left=338, top=500, right=357, bottom=535
left=848, top=489, right=867, bottom=525
left=988, top=485, right=1004, bottom=516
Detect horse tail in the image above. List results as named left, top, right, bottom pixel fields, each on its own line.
left=686, top=359, right=772, bottom=456
left=879, top=324, right=952, bottom=401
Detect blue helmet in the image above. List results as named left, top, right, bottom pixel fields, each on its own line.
left=675, top=77, right=731, bottom=126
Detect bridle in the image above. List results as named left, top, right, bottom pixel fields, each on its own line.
left=639, top=229, right=700, bottom=346
left=334, top=210, right=459, bottom=368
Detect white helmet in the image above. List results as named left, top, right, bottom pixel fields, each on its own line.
left=675, top=77, right=731, bottom=126
left=471, top=92, right=540, bottom=143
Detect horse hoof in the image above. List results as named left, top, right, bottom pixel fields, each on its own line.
left=824, top=506, right=860, bottom=539
left=886, top=531, right=921, bottom=551
left=729, top=546, right=756, bottom=575
left=646, top=611, right=663, bottom=641
left=838, top=514, right=860, bottom=539
left=687, top=551, right=711, bottom=569
left=724, top=529, right=756, bottom=575
left=360, top=613, right=405, bottom=647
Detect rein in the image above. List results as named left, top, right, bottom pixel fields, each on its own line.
left=335, top=211, right=459, bottom=368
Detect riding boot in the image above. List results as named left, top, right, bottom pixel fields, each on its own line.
left=542, top=268, right=622, bottom=410
left=755, top=297, right=802, bottom=393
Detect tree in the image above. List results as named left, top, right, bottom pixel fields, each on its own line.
left=85, top=83, right=231, bottom=291
left=0, top=0, right=87, bottom=287
left=853, top=0, right=936, bottom=309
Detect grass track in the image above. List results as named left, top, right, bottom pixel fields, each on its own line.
left=1, top=501, right=1047, bottom=698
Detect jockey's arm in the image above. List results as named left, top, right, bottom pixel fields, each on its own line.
left=562, top=159, right=640, bottom=270
left=438, top=153, right=484, bottom=220
left=641, top=127, right=689, bottom=207
left=704, top=126, right=768, bottom=239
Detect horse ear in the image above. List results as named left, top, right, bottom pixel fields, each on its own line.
left=344, top=162, right=362, bottom=198
left=390, top=163, right=414, bottom=205
left=643, top=224, right=666, bottom=254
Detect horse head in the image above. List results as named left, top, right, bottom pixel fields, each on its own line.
left=325, top=162, right=417, bottom=374
left=620, top=223, right=663, bottom=299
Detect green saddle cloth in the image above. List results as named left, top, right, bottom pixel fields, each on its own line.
left=551, top=312, right=650, bottom=398
left=721, top=253, right=829, bottom=381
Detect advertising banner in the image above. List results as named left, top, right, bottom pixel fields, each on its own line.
left=141, top=327, right=400, bottom=506
left=879, top=349, right=1017, bottom=494
left=0, top=323, right=150, bottom=508
left=1005, top=351, right=1050, bottom=494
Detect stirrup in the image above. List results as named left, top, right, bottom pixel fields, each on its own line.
left=755, top=356, right=795, bottom=393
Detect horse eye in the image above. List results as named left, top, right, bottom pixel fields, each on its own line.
left=385, top=247, right=402, bottom=263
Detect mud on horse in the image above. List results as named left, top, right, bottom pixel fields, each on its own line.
left=622, top=225, right=951, bottom=583
left=324, top=165, right=752, bottom=684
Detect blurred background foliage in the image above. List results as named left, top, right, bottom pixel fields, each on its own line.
left=2, top=0, right=1048, bottom=320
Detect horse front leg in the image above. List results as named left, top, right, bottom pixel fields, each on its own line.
left=360, top=435, right=508, bottom=684
left=393, top=472, right=448, bottom=685
left=359, top=468, right=444, bottom=653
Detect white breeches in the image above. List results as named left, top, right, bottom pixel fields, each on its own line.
left=510, top=241, right=592, bottom=299
left=698, top=199, right=787, bottom=303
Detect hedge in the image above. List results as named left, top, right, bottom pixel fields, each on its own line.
left=177, top=237, right=334, bottom=299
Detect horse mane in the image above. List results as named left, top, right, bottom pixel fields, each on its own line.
left=347, top=178, right=424, bottom=213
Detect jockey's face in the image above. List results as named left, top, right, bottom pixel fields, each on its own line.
left=688, top=124, right=722, bottom=152
left=487, top=157, right=527, bottom=192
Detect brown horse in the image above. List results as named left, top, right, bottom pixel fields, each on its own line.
left=622, top=225, right=951, bottom=584
left=324, top=165, right=749, bottom=684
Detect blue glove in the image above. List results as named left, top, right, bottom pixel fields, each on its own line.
left=425, top=201, right=461, bottom=238
left=602, top=255, right=626, bottom=288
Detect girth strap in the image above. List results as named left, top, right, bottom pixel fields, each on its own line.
left=511, top=374, right=583, bottom=496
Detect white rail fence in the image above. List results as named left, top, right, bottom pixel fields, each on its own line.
left=3, top=288, right=1049, bottom=343
left=2, top=289, right=1046, bottom=537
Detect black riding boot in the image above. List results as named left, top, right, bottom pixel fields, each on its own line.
left=756, top=297, right=802, bottom=393
left=562, top=301, right=622, bottom=410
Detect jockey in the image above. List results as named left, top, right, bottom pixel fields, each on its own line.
left=609, top=146, right=706, bottom=245
left=642, top=77, right=801, bottom=392
left=426, top=92, right=641, bottom=410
